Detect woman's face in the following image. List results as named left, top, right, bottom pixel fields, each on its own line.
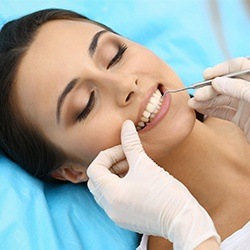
left=15, top=20, right=196, bottom=176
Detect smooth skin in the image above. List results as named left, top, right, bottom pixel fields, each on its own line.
left=14, top=20, right=250, bottom=248
left=15, top=20, right=194, bottom=180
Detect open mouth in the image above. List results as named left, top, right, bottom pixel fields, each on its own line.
left=136, top=86, right=164, bottom=131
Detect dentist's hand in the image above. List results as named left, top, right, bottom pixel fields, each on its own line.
left=87, top=120, right=220, bottom=250
left=188, top=57, right=250, bottom=143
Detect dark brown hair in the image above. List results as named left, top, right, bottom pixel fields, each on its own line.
left=0, top=8, right=113, bottom=182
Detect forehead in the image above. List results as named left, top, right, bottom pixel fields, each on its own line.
left=28, top=19, right=103, bottom=59
left=18, top=19, right=104, bottom=77
left=15, top=20, right=103, bottom=125
left=20, top=19, right=104, bottom=83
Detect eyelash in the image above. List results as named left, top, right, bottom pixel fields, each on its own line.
left=77, top=91, right=95, bottom=122
left=77, top=43, right=127, bottom=122
left=107, top=43, right=127, bottom=69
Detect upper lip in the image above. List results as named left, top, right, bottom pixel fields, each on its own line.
left=135, top=84, right=161, bottom=126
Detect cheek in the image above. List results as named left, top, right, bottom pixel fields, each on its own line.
left=88, top=126, right=121, bottom=151
left=123, top=43, right=164, bottom=74
left=78, top=120, right=122, bottom=164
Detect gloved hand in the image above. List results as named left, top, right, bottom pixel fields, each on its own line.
left=87, top=120, right=220, bottom=250
left=188, top=57, right=250, bottom=143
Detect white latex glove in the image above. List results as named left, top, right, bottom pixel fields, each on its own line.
left=87, top=120, right=220, bottom=250
left=188, top=57, right=250, bottom=143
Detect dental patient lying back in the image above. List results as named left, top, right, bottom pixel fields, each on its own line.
left=0, top=8, right=249, bottom=249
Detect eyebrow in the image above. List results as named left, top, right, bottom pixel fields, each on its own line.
left=56, top=78, right=79, bottom=124
left=56, top=30, right=108, bottom=124
left=88, top=29, right=108, bottom=56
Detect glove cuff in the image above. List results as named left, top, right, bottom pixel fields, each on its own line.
left=166, top=199, right=221, bottom=250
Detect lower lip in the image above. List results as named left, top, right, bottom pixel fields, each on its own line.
left=139, top=92, right=171, bottom=133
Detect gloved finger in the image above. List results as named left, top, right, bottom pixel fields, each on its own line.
left=87, top=145, right=124, bottom=181
left=193, top=85, right=217, bottom=101
left=194, top=106, right=236, bottom=121
left=188, top=95, right=238, bottom=109
left=111, top=159, right=129, bottom=177
left=87, top=146, right=124, bottom=204
left=87, top=170, right=119, bottom=206
left=121, top=120, right=145, bottom=166
left=87, top=177, right=118, bottom=210
left=212, top=77, right=250, bottom=101
left=232, top=104, right=250, bottom=131
left=203, top=57, right=250, bottom=80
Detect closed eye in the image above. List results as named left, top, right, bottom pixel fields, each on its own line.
left=107, top=43, right=127, bottom=69
left=77, top=91, right=95, bottom=122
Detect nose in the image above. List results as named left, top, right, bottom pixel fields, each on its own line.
left=97, top=72, right=138, bottom=106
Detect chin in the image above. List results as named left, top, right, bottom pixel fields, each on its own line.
left=141, top=101, right=196, bottom=160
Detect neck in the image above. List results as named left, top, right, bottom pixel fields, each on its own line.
left=159, top=117, right=250, bottom=239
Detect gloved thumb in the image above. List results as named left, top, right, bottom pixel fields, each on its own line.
left=87, top=145, right=124, bottom=211
left=213, top=77, right=250, bottom=102
left=87, top=145, right=124, bottom=182
left=192, top=85, right=217, bottom=101
left=121, top=120, right=145, bottom=167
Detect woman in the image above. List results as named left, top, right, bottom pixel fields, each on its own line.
left=0, top=8, right=249, bottom=249
left=88, top=57, right=250, bottom=249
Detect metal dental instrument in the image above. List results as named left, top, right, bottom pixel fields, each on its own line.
left=165, top=68, right=250, bottom=94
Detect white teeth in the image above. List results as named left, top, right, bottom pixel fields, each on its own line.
left=149, top=96, right=159, bottom=106
left=138, top=121, right=145, bottom=127
left=153, top=91, right=161, bottom=99
left=136, top=88, right=163, bottom=130
left=153, top=107, right=159, bottom=114
left=147, top=103, right=156, bottom=113
left=141, top=116, right=148, bottom=122
left=149, top=114, right=155, bottom=121
left=143, top=110, right=151, bottom=118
